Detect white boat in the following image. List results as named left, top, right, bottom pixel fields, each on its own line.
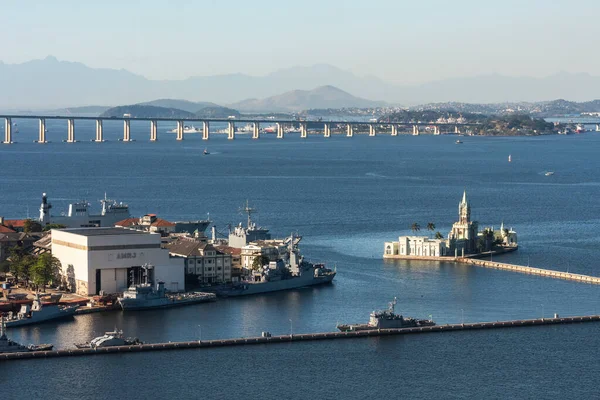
left=576, top=124, right=585, bottom=133
left=545, top=171, right=555, bottom=176
left=74, top=329, right=143, bottom=349
left=168, top=125, right=201, bottom=134
left=508, top=155, right=512, bottom=162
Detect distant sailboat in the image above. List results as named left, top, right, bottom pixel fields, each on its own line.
left=203, top=148, right=210, bottom=155
left=508, top=155, right=512, bottom=162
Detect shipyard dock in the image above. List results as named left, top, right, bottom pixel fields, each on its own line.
left=3, top=314, right=599, bottom=361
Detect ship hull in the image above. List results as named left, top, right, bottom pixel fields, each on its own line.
left=4, top=306, right=78, bottom=328
left=118, top=296, right=215, bottom=311
left=216, top=273, right=335, bottom=297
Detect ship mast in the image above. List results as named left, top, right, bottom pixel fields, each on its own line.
left=241, top=200, right=256, bottom=228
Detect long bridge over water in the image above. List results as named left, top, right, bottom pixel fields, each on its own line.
left=1, top=114, right=485, bottom=143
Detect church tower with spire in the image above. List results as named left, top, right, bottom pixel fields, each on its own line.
left=449, top=190, right=478, bottom=254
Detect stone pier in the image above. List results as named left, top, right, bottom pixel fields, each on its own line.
left=369, top=124, right=376, bottom=136
left=202, top=121, right=210, bottom=140
left=346, top=124, right=353, bottom=137
left=228, top=121, right=235, bottom=140
left=95, top=119, right=104, bottom=142
left=300, top=123, right=307, bottom=138
left=67, top=118, right=75, bottom=142
left=149, top=120, right=157, bottom=141
left=252, top=122, right=260, bottom=139
left=38, top=118, right=47, bottom=143
left=123, top=120, right=131, bottom=142
left=324, top=123, right=331, bottom=138
left=276, top=122, right=283, bottom=139
left=4, top=118, right=12, bottom=144
left=176, top=120, right=184, bottom=141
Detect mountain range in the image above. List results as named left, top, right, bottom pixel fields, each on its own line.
left=2, top=56, right=600, bottom=110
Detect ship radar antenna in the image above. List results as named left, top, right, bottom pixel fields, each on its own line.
left=389, top=297, right=397, bottom=313
left=239, top=200, right=257, bottom=228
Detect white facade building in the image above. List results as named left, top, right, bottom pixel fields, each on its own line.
left=51, top=227, right=184, bottom=296
left=384, top=236, right=448, bottom=257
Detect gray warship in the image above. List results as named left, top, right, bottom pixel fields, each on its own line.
left=118, top=264, right=216, bottom=311
left=4, top=294, right=78, bottom=328
left=38, top=192, right=130, bottom=228
left=337, top=298, right=435, bottom=331
left=215, top=233, right=336, bottom=297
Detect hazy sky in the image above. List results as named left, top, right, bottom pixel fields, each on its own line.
left=2, top=0, right=598, bottom=84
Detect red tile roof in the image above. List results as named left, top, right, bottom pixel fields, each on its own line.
left=3, top=219, right=26, bottom=228
left=114, top=218, right=139, bottom=227
left=151, top=218, right=176, bottom=227
left=0, top=225, right=16, bottom=233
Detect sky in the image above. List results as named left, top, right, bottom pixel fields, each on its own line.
left=1, top=0, right=599, bottom=84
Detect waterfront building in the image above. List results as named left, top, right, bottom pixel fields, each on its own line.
left=448, top=191, right=479, bottom=255
left=0, top=218, right=26, bottom=233
left=240, top=240, right=288, bottom=270
left=384, top=191, right=517, bottom=259
left=164, top=236, right=232, bottom=284
left=51, top=227, right=184, bottom=296
left=213, top=245, right=242, bottom=279
left=0, top=232, right=44, bottom=262
left=384, top=236, right=448, bottom=257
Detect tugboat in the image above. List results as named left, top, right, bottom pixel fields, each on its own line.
left=0, top=316, right=53, bottom=353
left=117, top=264, right=216, bottom=311
left=4, top=294, right=78, bottom=328
left=74, top=329, right=143, bottom=349
left=336, top=298, right=435, bottom=332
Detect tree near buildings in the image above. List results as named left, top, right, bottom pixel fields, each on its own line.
left=410, top=223, right=421, bottom=233
left=31, top=253, right=61, bottom=292
left=8, top=246, right=34, bottom=283
left=23, top=219, right=43, bottom=233
left=251, top=255, right=270, bottom=271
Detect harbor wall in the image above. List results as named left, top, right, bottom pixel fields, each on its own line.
left=458, top=258, right=600, bottom=284
left=3, top=315, right=599, bottom=361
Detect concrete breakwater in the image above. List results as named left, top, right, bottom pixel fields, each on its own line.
left=459, top=258, right=600, bottom=284
left=3, top=315, right=599, bottom=361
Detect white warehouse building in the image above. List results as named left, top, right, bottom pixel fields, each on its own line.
left=51, top=227, right=184, bottom=296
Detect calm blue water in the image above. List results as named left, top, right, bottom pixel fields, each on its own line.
left=1, top=120, right=600, bottom=399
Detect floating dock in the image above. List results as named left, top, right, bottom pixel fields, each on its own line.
left=3, top=314, right=599, bottom=361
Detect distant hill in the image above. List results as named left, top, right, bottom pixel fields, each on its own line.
left=100, top=105, right=195, bottom=119
left=230, top=85, right=385, bottom=112
left=138, top=99, right=219, bottom=113
left=195, top=106, right=240, bottom=119
left=49, top=105, right=111, bottom=116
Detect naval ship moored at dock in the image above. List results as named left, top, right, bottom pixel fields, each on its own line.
left=337, top=298, right=435, bottom=332
left=214, top=234, right=336, bottom=297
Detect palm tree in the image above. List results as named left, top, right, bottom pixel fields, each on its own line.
left=410, top=222, right=421, bottom=233
left=426, top=222, right=435, bottom=237
left=434, top=231, right=444, bottom=240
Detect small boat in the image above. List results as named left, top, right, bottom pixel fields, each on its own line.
left=508, top=155, right=512, bottom=162
left=0, top=316, right=53, bottom=353
left=203, top=148, right=210, bottom=155
left=74, top=329, right=143, bottom=349
left=455, top=140, right=463, bottom=144
left=545, top=171, right=555, bottom=176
